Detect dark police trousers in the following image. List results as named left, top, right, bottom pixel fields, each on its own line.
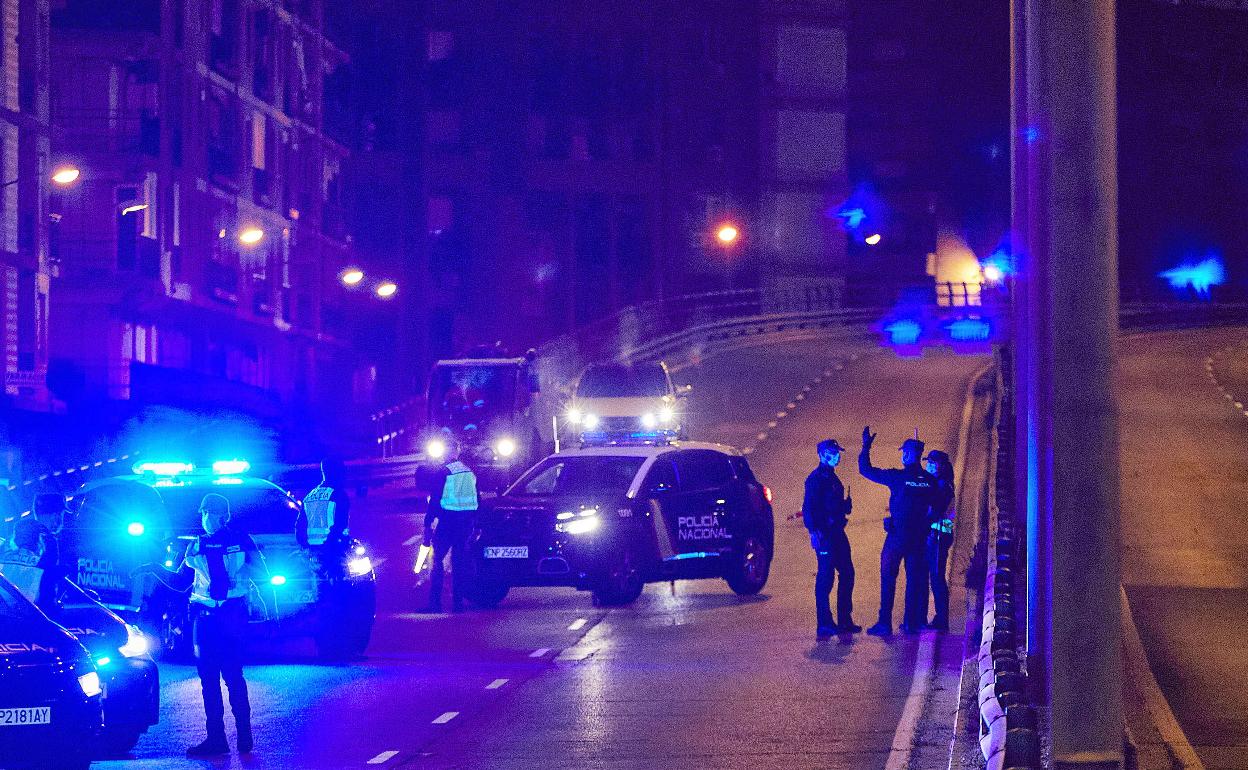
left=429, top=516, right=473, bottom=606
left=927, top=531, right=953, bottom=624
left=814, top=528, right=854, bottom=629
left=878, top=532, right=929, bottom=629
left=193, top=598, right=250, bottom=738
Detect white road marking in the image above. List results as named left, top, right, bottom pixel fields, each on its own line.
left=402, top=534, right=422, bottom=547
left=776, top=411, right=787, bottom=418
left=767, top=421, right=777, bottom=428
left=486, top=678, right=509, bottom=689
left=370, top=557, right=387, bottom=569
left=368, top=750, right=399, bottom=764
left=884, top=634, right=936, bottom=770
left=786, top=402, right=796, bottom=409
left=756, top=432, right=768, bottom=441
left=432, top=711, right=459, bottom=724
left=529, top=648, right=550, bottom=658
left=567, top=618, right=587, bottom=631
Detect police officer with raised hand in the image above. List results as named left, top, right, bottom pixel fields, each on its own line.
left=859, top=426, right=937, bottom=636
left=13, top=493, right=65, bottom=571
left=422, top=436, right=479, bottom=613
left=804, top=439, right=860, bottom=639
left=298, top=457, right=352, bottom=562
left=138, top=493, right=267, bottom=756
left=923, top=450, right=956, bottom=631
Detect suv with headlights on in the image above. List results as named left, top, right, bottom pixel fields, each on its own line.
left=64, top=460, right=376, bottom=661
left=563, top=361, right=690, bottom=444
left=463, top=441, right=773, bottom=607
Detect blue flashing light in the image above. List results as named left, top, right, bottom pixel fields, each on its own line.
left=213, top=477, right=244, bottom=486
left=270, top=575, right=287, bottom=586
left=134, top=461, right=194, bottom=476
left=95, top=656, right=112, bottom=667
left=1022, top=125, right=1041, bottom=144
left=885, top=319, right=923, bottom=346
left=126, top=521, right=145, bottom=537
left=211, top=459, right=251, bottom=475
left=835, top=206, right=867, bottom=230
left=666, top=551, right=717, bottom=561
left=947, top=318, right=993, bottom=342
left=1160, top=256, right=1225, bottom=297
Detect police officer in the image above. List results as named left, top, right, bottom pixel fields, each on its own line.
left=13, top=493, right=65, bottom=571
left=859, top=427, right=937, bottom=636
left=298, top=458, right=352, bottom=558
left=923, top=450, right=956, bottom=631
left=422, top=438, right=478, bottom=613
left=803, top=439, right=860, bottom=638
left=139, top=494, right=267, bottom=756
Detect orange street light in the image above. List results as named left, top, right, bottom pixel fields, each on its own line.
left=716, top=223, right=740, bottom=245
left=376, top=281, right=398, bottom=298
left=340, top=268, right=365, bottom=286
left=238, top=227, right=265, bottom=245
left=864, top=233, right=882, bottom=246
left=51, top=166, right=82, bottom=186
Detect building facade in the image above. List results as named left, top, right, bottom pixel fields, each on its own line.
left=47, top=0, right=367, bottom=444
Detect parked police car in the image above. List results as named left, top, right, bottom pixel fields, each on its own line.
left=0, top=572, right=102, bottom=770
left=464, top=441, right=773, bottom=607
left=563, top=361, right=691, bottom=443
left=64, top=460, right=376, bottom=660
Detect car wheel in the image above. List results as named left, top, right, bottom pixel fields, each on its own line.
left=591, top=548, right=644, bottom=606
left=725, top=533, right=771, bottom=595
left=97, top=725, right=145, bottom=757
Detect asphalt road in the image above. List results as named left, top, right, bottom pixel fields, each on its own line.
left=93, top=336, right=987, bottom=770
left=1120, top=327, right=1248, bottom=769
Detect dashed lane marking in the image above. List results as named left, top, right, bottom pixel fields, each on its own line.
left=757, top=432, right=768, bottom=441
left=567, top=618, right=587, bottom=631
left=767, top=421, right=777, bottom=428
left=432, top=711, right=459, bottom=724
left=367, top=750, right=399, bottom=764
left=486, top=678, right=509, bottom=689
left=530, top=648, right=550, bottom=658
left=402, top=534, right=422, bottom=547
left=786, top=402, right=797, bottom=409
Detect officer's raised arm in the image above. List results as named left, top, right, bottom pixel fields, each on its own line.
left=857, top=425, right=889, bottom=484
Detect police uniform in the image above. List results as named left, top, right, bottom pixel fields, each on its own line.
left=926, top=468, right=956, bottom=630
left=298, top=484, right=351, bottom=550
left=803, top=463, right=855, bottom=632
left=859, top=441, right=937, bottom=633
left=426, top=460, right=478, bottom=610
left=181, top=527, right=265, bottom=751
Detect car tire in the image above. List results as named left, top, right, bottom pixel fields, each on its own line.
left=725, top=532, right=771, bottom=595
left=97, top=725, right=145, bottom=757
left=591, top=548, right=644, bottom=607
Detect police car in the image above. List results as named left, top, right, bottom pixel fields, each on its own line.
left=563, top=361, right=692, bottom=444
left=464, top=441, right=773, bottom=607
left=0, top=571, right=102, bottom=770
left=64, top=460, right=377, bottom=660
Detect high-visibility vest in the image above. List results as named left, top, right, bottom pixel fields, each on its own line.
left=302, top=485, right=342, bottom=545
left=184, top=530, right=258, bottom=606
left=440, top=461, right=478, bottom=511
left=0, top=546, right=44, bottom=604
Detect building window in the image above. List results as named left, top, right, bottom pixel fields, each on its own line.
left=210, top=0, right=240, bottom=78
left=252, top=115, right=274, bottom=205
left=252, top=10, right=274, bottom=101
left=206, top=91, right=239, bottom=188
left=16, top=271, right=36, bottom=371
left=117, top=187, right=141, bottom=271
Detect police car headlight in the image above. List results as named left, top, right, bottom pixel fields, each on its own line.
left=78, top=671, right=102, bottom=697
left=426, top=438, right=447, bottom=459
left=640, top=412, right=658, bottom=430
left=118, top=624, right=149, bottom=658
left=582, top=413, right=601, bottom=430
left=658, top=406, right=675, bottom=424
left=347, top=555, right=374, bottom=577
left=495, top=437, right=518, bottom=458
left=566, top=408, right=583, bottom=424
left=556, top=514, right=600, bottom=535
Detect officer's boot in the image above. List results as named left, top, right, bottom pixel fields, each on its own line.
left=189, top=670, right=230, bottom=756
left=236, top=720, right=254, bottom=754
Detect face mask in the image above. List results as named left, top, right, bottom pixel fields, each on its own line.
left=925, top=462, right=937, bottom=474
left=202, top=512, right=224, bottom=535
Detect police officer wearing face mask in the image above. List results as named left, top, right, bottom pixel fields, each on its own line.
left=923, top=450, right=956, bottom=631
left=13, top=493, right=65, bottom=572
left=859, top=427, right=937, bottom=636
left=803, top=439, right=860, bottom=639
left=139, top=493, right=268, bottom=756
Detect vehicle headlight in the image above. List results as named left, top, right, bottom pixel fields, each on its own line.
left=347, top=555, right=374, bottom=577
left=566, top=408, right=583, bottom=424
left=118, top=624, right=149, bottom=658
left=78, top=671, right=102, bottom=697
left=425, top=438, right=447, bottom=459
left=495, top=437, right=518, bottom=457
left=582, top=413, right=600, bottom=430
left=659, top=406, right=675, bottom=424
left=556, top=511, right=600, bottom=535
left=640, top=412, right=658, bottom=430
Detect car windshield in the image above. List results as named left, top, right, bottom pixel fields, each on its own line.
left=576, top=363, right=668, bottom=398
left=428, top=364, right=518, bottom=434
left=156, top=485, right=299, bottom=535
left=510, top=456, right=646, bottom=497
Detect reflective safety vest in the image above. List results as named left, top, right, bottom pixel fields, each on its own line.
left=184, top=530, right=259, bottom=606
left=0, top=546, right=44, bottom=604
left=440, top=461, right=478, bottom=511
left=302, top=485, right=343, bottom=545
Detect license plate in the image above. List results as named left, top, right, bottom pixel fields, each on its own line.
left=0, top=707, right=51, bottom=726
left=484, top=546, right=529, bottom=559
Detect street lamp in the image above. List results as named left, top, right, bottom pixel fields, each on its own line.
left=375, top=281, right=397, bottom=298
left=238, top=227, right=265, bottom=245
left=715, top=223, right=740, bottom=245
left=864, top=233, right=883, bottom=246
left=983, top=263, right=1004, bottom=283
left=51, top=166, right=81, bottom=187
left=340, top=268, right=365, bottom=286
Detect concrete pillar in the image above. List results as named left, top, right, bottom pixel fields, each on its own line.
left=1023, top=0, right=1123, bottom=767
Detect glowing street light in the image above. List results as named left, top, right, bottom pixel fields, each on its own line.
left=375, top=281, right=398, bottom=298
left=864, top=233, right=882, bottom=246
left=982, top=263, right=1004, bottom=283
left=340, top=268, right=365, bottom=286
left=238, top=227, right=265, bottom=245
left=716, top=223, right=740, bottom=245
left=51, top=166, right=82, bottom=186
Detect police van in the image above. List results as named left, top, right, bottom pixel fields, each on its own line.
left=563, top=361, right=691, bottom=444
left=64, top=460, right=377, bottom=660
left=0, top=571, right=103, bottom=770
left=464, top=441, right=774, bottom=607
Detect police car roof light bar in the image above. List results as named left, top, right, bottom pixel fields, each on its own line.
left=133, top=461, right=195, bottom=476
left=211, top=459, right=251, bottom=475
